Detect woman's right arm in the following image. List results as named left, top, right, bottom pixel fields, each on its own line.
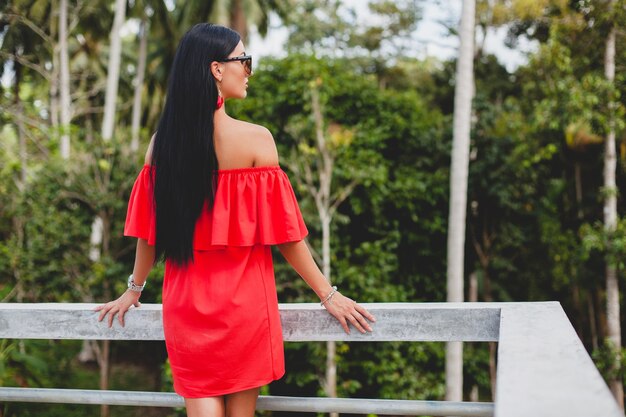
left=94, top=238, right=155, bottom=327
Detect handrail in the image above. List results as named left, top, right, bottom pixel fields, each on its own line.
left=0, top=302, right=500, bottom=341
left=0, top=302, right=621, bottom=417
left=0, top=387, right=493, bottom=416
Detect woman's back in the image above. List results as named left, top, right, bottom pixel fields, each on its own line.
left=144, top=115, right=278, bottom=170
left=213, top=113, right=279, bottom=170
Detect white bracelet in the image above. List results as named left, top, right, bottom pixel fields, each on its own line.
left=127, top=274, right=146, bottom=292
left=320, top=286, right=338, bottom=306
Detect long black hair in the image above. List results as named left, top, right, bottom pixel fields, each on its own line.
left=151, top=24, right=240, bottom=265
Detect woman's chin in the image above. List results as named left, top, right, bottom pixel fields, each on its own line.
left=226, top=92, right=247, bottom=100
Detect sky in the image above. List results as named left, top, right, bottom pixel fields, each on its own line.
left=1, top=1, right=539, bottom=88
left=248, top=0, right=538, bottom=72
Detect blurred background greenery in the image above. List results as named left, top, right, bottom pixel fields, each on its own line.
left=1, top=0, right=625, bottom=416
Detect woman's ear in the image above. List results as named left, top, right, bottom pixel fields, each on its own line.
left=210, top=61, right=222, bottom=81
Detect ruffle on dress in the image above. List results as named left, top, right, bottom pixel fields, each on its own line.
left=124, top=165, right=308, bottom=249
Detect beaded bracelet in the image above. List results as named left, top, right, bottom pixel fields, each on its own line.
left=320, top=286, right=338, bottom=306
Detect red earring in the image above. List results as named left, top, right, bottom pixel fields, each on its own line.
left=216, top=95, right=224, bottom=110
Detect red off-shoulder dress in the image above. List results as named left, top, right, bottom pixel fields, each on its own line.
left=123, top=165, right=308, bottom=398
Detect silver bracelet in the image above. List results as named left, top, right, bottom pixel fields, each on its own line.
left=320, top=286, right=338, bottom=306
left=127, top=274, right=146, bottom=292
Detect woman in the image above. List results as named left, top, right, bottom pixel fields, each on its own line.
left=95, top=23, right=375, bottom=417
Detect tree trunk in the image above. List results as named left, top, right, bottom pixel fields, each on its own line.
left=95, top=2, right=126, bottom=415
left=289, top=83, right=359, bottom=417
left=12, top=55, right=26, bottom=311
left=321, top=212, right=337, bottom=417
left=596, top=287, right=608, bottom=341
left=131, top=16, right=148, bottom=153
left=572, top=283, right=584, bottom=340
left=588, top=293, right=599, bottom=351
left=573, top=162, right=585, bottom=341
left=89, top=213, right=109, bottom=417
left=469, top=272, right=479, bottom=401
left=229, top=0, right=248, bottom=44
left=99, top=339, right=111, bottom=417
left=101, top=0, right=127, bottom=141
left=489, top=341, right=497, bottom=400
left=59, top=0, right=71, bottom=159
left=18, top=110, right=27, bottom=189
left=603, top=4, right=622, bottom=406
left=468, top=271, right=478, bottom=303
left=482, top=270, right=497, bottom=398
left=50, top=0, right=59, bottom=130
left=94, top=211, right=113, bottom=417
left=445, top=0, right=475, bottom=404
left=445, top=342, right=463, bottom=402
left=574, top=162, right=583, bottom=219
left=312, top=83, right=338, bottom=417
left=12, top=53, right=27, bottom=191
left=89, top=217, right=104, bottom=262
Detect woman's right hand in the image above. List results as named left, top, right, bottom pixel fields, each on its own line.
left=94, top=290, right=142, bottom=328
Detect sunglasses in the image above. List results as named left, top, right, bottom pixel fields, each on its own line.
left=220, top=55, right=252, bottom=75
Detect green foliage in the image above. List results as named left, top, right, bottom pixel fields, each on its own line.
left=234, top=53, right=460, bottom=401
left=280, top=0, right=420, bottom=59
left=581, top=217, right=626, bottom=269
left=0, top=134, right=151, bottom=303
left=3, top=0, right=626, bottom=410
left=593, top=339, right=624, bottom=384
left=0, top=340, right=103, bottom=417
left=0, top=158, right=93, bottom=302
left=345, top=342, right=446, bottom=400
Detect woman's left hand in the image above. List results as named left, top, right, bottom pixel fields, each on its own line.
left=323, top=292, right=376, bottom=334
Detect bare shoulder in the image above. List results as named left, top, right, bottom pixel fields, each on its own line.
left=144, top=133, right=156, bottom=165
left=235, top=120, right=279, bottom=167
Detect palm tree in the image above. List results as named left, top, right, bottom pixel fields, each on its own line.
left=91, top=2, right=127, bottom=417
left=130, top=12, right=148, bottom=153
left=0, top=0, right=57, bottom=304
left=602, top=0, right=622, bottom=408
left=59, top=0, right=71, bottom=158
left=126, top=0, right=280, bottom=142
left=101, top=0, right=126, bottom=142
left=201, top=0, right=273, bottom=44
left=446, top=0, right=475, bottom=404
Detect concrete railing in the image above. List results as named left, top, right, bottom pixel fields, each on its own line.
left=0, top=302, right=622, bottom=417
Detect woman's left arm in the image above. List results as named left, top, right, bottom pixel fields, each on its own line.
left=277, top=239, right=376, bottom=334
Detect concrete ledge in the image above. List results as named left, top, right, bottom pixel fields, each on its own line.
left=494, top=302, right=622, bottom=417
left=0, top=302, right=501, bottom=342
left=0, top=301, right=621, bottom=417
